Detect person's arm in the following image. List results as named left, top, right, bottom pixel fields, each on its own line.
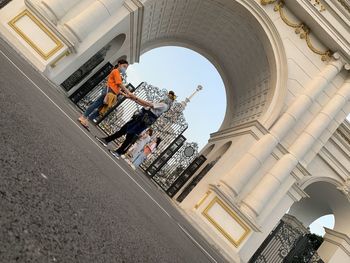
left=118, top=84, right=133, bottom=98
left=132, top=96, right=154, bottom=108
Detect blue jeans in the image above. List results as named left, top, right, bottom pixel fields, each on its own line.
left=132, top=151, right=146, bottom=167
left=83, top=88, right=107, bottom=120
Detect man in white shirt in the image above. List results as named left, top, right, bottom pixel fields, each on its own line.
left=95, top=91, right=176, bottom=158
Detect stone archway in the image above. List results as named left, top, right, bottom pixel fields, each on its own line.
left=2, top=0, right=349, bottom=261
left=139, top=0, right=287, bottom=130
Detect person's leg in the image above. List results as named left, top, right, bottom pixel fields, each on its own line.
left=95, top=122, right=129, bottom=147
left=83, top=91, right=106, bottom=119
left=133, top=152, right=146, bottom=167
left=88, top=108, right=101, bottom=122
left=103, top=124, right=128, bottom=143
left=115, top=133, right=136, bottom=155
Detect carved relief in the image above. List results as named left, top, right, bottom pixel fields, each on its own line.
left=262, top=0, right=332, bottom=61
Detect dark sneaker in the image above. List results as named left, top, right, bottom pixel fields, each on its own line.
left=108, top=149, right=120, bottom=159
left=95, top=136, right=108, bottom=147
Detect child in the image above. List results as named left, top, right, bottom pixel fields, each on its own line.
left=123, top=128, right=153, bottom=160
left=130, top=137, right=162, bottom=170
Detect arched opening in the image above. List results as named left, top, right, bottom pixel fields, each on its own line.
left=201, top=144, right=215, bottom=157
left=288, top=181, right=350, bottom=260
left=139, top=0, right=287, bottom=131
left=127, top=46, right=226, bottom=149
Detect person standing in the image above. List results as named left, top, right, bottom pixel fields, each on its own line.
left=129, top=137, right=162, bottom=170
left=78, top=59, right=133, bottom=129
left=122, top=128, right=153, bottom=160
left=95, top=90, right=176, bottom=158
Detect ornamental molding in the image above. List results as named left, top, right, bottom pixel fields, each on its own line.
left=261, top=0, right=332, bottom=61
left=337, top=177, right=350, bottom=202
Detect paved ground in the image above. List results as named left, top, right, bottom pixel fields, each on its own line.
left=0, top=37, right=228, bottom=263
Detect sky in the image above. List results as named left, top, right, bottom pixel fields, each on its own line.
left=126, top=46, right=337, bottom=237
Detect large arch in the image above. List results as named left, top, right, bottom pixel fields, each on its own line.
left=140, top=0, right=288, bottom=130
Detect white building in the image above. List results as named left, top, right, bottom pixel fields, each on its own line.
left=1, top=0, right=349, bottom=262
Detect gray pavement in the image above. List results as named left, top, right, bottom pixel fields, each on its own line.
left=0, top=37, right=228, bottom=263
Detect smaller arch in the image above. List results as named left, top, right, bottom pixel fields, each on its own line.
left=201, top=144, right=215, bottom=157
left=299, top=176, right=343, bottom=190
left=106, top=33, right=127, bottom=63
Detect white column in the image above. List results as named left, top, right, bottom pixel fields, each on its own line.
left=38, top=0, right=81, bottom=23
left=63, top=0, right=123, bottom=43
left=240, top=78, right=350, bottom=218
left=219, top=58, right=344, bottom=197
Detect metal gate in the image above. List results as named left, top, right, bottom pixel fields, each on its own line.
left=249, top=214, right=324, bottom=263
left=70, top=73, right=189, bottom=172
left=151, top=142, right=198, bottom=192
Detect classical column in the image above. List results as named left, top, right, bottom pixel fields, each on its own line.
left=240, top=77, right=350, bottom=218
left=63, top=0, right=123, bottom=43
left=40, top=0, right=81, bottom=23
left=219, top=57, right=344, bottom=198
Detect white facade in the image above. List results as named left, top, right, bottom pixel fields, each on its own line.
left=1, top=0, right=350, bottom=262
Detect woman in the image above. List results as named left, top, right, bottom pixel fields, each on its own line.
left=78, top=59, right=132, bottom=129
left=130, top=137, right=162, bottom=170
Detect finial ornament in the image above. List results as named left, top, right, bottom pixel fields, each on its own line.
left=180, top=85, right=204, bottom=108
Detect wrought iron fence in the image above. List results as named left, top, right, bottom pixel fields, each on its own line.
left=249, top=216, right=307, bottom=263
left=70, top=72, right=207, bottom=193
left=97, top=82, right=188, bottom=170
left=249, top=215, right=324, bottom=263
left=152, top=142, right=198, bottom=191
left=167, top=155, right=206, bottom=198
left=72, top=79, right=189, bottom=171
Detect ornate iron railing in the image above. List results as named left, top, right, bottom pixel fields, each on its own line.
left=152, top=142, right=198, bottom=191
left=249, top=215, right=324, bottom=263
left=167, top=155, right=206, bottom=198
left=71, top=78, right=189, bottom=171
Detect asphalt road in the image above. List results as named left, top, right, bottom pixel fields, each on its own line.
left=0, top=37, right=229, bottom=263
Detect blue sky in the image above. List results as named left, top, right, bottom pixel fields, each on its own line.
left=127, top=46, right=335, bottom=237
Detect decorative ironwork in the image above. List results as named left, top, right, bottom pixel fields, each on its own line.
left=0, top=0, right=12, bottom=8
left=71, top=78, right=199, bottom=190
left=61, top=44, right=111, bottom=91
left=143, top=134, right=186, bottom=177
left=98, top=82, right=189, bottom=169
left=249, top=215, right=324, bottom=263
left=167, top=155, right=206, bottom=198
left=284, top=233, right=324, bottom=263
left=152, top=142, right=199, bottom=191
